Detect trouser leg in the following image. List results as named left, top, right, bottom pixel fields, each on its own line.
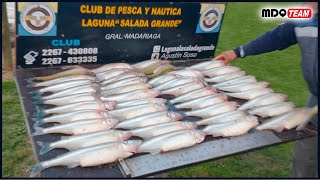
left=290, top=93, right=318, bottom=177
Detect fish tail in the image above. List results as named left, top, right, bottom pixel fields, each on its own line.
left=32, top=127, right=45, bottom=136
left=30, top=163, right=44, bottom=177
left=35, top=105, right=47, bottom=118
left=32, top=96, right=43, bottom=105
left=37, top=141, right=52, bottom=155
left=30, top=90, right=41, bottom=96
left=26, top=77, right=35, bottom=84
left=32, top=120, right=43, bottom=129
left=26, top=81, right=36, bottom=88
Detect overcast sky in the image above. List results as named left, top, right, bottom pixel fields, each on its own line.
left=6, top=2, right=15, bottom=24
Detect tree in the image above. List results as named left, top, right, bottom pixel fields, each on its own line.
left=2, top=2, right=13, bottom=70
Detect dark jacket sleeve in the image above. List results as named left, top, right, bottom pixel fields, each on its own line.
left=234, top=22, right=297, bottom=57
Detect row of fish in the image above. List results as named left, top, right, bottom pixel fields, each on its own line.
left=26, top=59, right=316, bottom=177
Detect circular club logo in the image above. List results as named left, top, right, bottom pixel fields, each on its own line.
left=199, top=6, right=222, bottom=32
left=20, top=3, right=55, bottom=35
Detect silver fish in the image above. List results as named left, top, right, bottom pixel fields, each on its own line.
left=137, top=130, right=206, bottom=155
left=168, top=70, right=203, bottom=78
left=115, top=98, right=167, bottom=108
left=100, top=83, right=152, bottom=96
left=154, top=77, right=202, bottom=91
left=169, top=86, right=218, bottom=104
left=32, top=117, right=119, bottom=136
left=223, top=88, right=273, bottom=100
left=113, top=111, right=182, bottom=129
left=27, top=75, right=96, bottom=88
left=175, top=95, right=225, bottom=110
left=106, top=104, right=168, bottom=120
left=100, top=89, right=161, bottom=102
left=185, top=101, right=238, bottom=118
left=101, top=71, right=145, bottom=85
left=30, top=140, right=142, bottom=177
left=148, top=74, right=179, bottom=86
left=203, top=116, right=259, bottom=137
left=37, top=84, right=100, bottom=100
left=32, top=110, right=107, bottom=126
left=203, top=66, right=241, bottom=77
left=30, top=80, right=93, bottom=95
left=36, top=130, right=133, bottom=155
left=133, top=59, right=161, bottom=69
left=34, top=92, right=101, bottom=106
left=130, top=121, right=197, bottom=139
left=204, top=71, right=246, bottom=83
left=217, top=82, right=270, bottom=92
left=256, top=108, right=313, bottom=132
left=248, top=102, right=295, bottom=118
left=186, top=60, right=225, bottom=70
left=101, top=76, right=148, bottom=91
left=96, top=68, right=133, bottom=82
left=196, top=110, right=247, bottom=125
left=161, top=82, right=205, bottom=96
left=92, top=63, right=135, bottom=74
left=238, top=93, right=288, bottom=111
left=212, top=76, right=257, bottom=88
left=36, top=100, right=114, bottom=116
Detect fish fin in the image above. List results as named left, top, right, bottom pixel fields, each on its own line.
left=32, top=121, right=42, bottom=129
left=31, top=117, right=40, bottom=122
left=37, top=141, right=52, bottom=155
left=30, top=163, right=44, bottom=177
left=30, top=90, right=41, bottom=96
left=32, top=127, right=45, bottom=136
left=35, top=106, right=46, bottom=118
left=67, top=163, right=79, bottom=168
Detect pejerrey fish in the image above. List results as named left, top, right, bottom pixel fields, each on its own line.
left=148, top=74, right=179, bottom=86
left=113, top=111, right=182, bottom=129
left=114, top=98, right=167, bottom=108
left=106, top=104, right=168, bottom=120
left=161, top=81, right=206, bottom=96
left=135, top=60, right=171, bottom=74
left=100, top=71, right=145, bottom=85
left=186, top=60, right=225, bottom=70
left=36, top=130, right=132, bottom=155
left=203, top=66, right=241, bottom=77
left=248, top=102, right=295, bottom=118
left=238, top=93, right=288, bottom=111
left=169, top=86, right=218, bottom=104
left=27, top=75, right=96, bottom=87
left=28, top=68, right=95, bottom=82
left=130, top=121, right=197, bottom=139
left=30, top=140, right=142, bottom=177
left=100, top=83, right=152, bottom=96
left=196, top=110, right=247, bottom=126
left=100, top=89, right=161, bottom=102
left=204, top=71, right=246, bottom=83
left=223, top=88, right=273, bottom=100
left=101, top=76, right=148, bottom=91
left=137, top=130, right=206, bottom=155
left=96, top=68, right=132, bottom=82
left=147, top=64, right=177, bottom=79
left=256, top=108, right=315, bottom=132
left=212, top=76, right=257, bottom=88
left=203, top=116, right=259, bottom=137
left=174, top=95, right=225, bottom=110
left=168, top=70, right=203, bottom=78
left=217, top=82, right=270, bottom=92
left=32, top=117, right=119, bottom=136
left=184, top=101, right=238, bottom=118
left=153, top=77, right=203, bottom=91
left=92, top=63, right=135, bottom=74
left=33, top=84, right=100, bottom=100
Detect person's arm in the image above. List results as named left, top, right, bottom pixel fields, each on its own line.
left=214, top=22, right=297, bottom=64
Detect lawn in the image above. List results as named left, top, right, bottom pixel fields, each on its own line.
left=2, top=2, right=308, bottom=178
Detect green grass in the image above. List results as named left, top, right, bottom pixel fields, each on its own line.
left=2, top=81, right=36, bottom=177
left=2, top=2, right=308, bottom=178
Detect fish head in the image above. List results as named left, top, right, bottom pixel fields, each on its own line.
left=87, top=70, right=96, bottom=77
left=191, top=130, right=206, bottom=143
left=205, top=86, right=217, bottom=94
left=218, top=93, right=228, bottom=101
left=121, top=140, right=143, bottom=153
left=182, top=122, right=197, bottom=129
left=147, top=89, right=161, bottom=97
left=118, top=131, right=133, bottom=140
left=278, top=93, right=288, bottom=101
left=167, top=112, right=183, bottom=120
left=104, top=116, right=120, bottom=127
left=259, top=81, right=270, bottom=88
left=140, top=76, right=148, bottom=83
left=227, top=101, right=238, bottom=109
left=245, top=115, right=259, bottom=126
left=92, top=83, right=101, bottom=90
left=145, top=83, right=154, bottom=88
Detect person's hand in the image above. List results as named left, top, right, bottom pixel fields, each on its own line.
left=213, top=50, right=238, bottom=65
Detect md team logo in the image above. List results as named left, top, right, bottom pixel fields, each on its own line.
left=196, top=4, right=225, bottom=34
left=261, top=7, right=312, bottom=20
left=18, top=2, right=58, bottom=36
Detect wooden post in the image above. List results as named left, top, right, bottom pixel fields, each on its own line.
left=2, top=2, right=13, bottom=70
